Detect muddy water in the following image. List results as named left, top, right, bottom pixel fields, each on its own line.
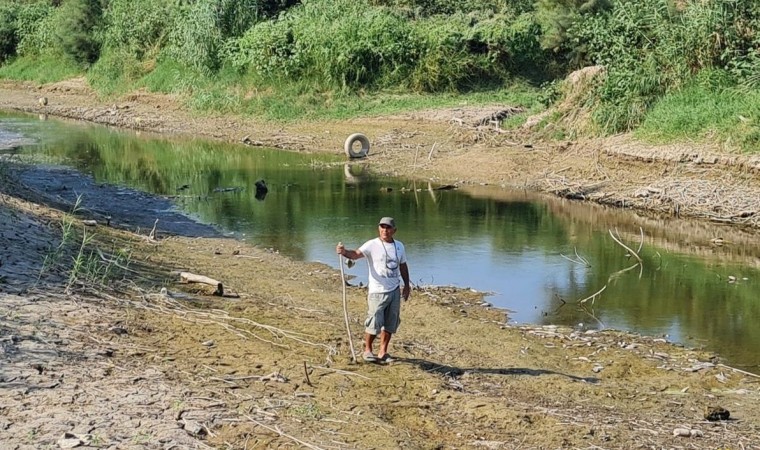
left=3, top=111, right=760, bottom=371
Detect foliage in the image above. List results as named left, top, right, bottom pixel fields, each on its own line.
left=0, top=0, right=757, bottom=149
left=9, top=0, right=102, bottom=65
left=164, top=0, right=293, bottom=74
left=369, top=0, right=535, bottom=17
left=229, top=0, right=417, bottom=90
left=0, top=3, right=17, bottom=63
left=550, top=0, right=760, bottom=134
left=12, top=1, right=54, bottom=57
left=410, top=11, right=549, bottom=91
left=535, top=0, right=612, bottom=64
left=54, top=0, right=103, bottom=65
left=0, top=52, right=81, bottom=82
left=97, top=0, right=172, bottom=60
left=229, top=0, right=549, bottom=93
left=637, top=71, right=760, bottom=151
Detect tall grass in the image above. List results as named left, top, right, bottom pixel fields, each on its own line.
left=636, top=74, right=760, bottom=151
left=0, top=53, right=81, bottom=82
left=38, top=195, right=133, bottom=291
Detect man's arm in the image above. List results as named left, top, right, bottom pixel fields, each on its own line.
left=336, top=242, right=364, bottom=260
left=400, top=263, right=411, bottom=300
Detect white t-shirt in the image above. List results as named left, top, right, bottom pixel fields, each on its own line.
left=359, top=238, right=407, bottom=293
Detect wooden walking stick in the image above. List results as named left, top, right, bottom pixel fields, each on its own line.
left=338, top=247, right=357, bottom=364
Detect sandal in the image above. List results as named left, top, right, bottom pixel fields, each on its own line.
left=362, top=351, right=378, bottom=362
left=378, top=354, right=395, bottom=363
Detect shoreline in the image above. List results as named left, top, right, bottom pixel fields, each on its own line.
left=2, top=77, right=760, bottom=231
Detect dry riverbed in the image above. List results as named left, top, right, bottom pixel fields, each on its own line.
left=2, top=77, right=760, bottom=449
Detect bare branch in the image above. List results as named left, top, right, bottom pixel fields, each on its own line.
left=578, top=285, right=607, bottom=305
left=560, top=247, right=590, bottom=267
left=609, top=229, right=643, bottom=266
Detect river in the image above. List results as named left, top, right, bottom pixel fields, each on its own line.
left=2, top=111, right=759, bottom=371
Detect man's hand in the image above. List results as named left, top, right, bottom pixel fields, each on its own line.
left=402, top=284, right=411, bottom=301
left=336, top=242, right=345, bottom=256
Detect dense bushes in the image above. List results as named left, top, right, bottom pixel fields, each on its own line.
left=539, top=0, right=760, bottom=132
left=0, top=4, right=17, bottom=63
left=228, top=0, right=417, bottom=89
left=228, top=0, right=549, bottom=92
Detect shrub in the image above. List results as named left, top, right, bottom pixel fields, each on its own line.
left=230, top=0, right=416, bottom=89
left=53, top=0, right=103, bottom=65
left=14, top=1, right=54, bottom=57
left=165, top=0, right=288, bottom=74
left=548, top=0, right=760, bottom=133
left=0, top=4, right=17, bottom=63
left=98, top=0, right=172, bottom=60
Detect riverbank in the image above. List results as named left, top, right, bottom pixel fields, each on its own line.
left=2, top=78, right=760, bottom=449
left=3, top=77, right=760, bottom=229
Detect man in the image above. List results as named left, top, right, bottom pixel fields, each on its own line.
left=336, top=217, right=411, bottom=363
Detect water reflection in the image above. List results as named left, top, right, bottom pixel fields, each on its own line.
left=3, top=111, right=760, bottom=371
left=254, top=179, right=268, bottom=201
left=344, top=163, right=370, bottom=186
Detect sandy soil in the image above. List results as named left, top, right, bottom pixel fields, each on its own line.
left=2, top=78, right=760, bottom=450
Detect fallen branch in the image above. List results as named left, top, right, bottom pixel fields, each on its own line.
left=180, top=272, right=224, bottom=296
left=608, top=263, right=641, bottom=283
left=717, top=363, right=760, bottom=379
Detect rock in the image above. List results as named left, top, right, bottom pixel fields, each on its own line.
left=181, top=419, right=206, bottom=437
left=673, top=428, right=691, bottom=437
left=58, top=432, right=84, bottom=448
left=705, top=406, right=730, bottom=421
left=109, top=326, right=128, bottom=335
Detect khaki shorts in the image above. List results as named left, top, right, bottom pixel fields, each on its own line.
left=364, top=287, right=401, bottom=335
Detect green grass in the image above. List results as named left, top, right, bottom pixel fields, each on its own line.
left=636, top=84, right=760, bottom=152
left=0, top=54, right=82, bottom=83
left=199, top=77, right=543, bottom=122
left=120, top=58, right=545, bottom=122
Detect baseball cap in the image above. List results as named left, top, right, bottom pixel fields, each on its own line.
left=378, top=217, right=396, bottom=228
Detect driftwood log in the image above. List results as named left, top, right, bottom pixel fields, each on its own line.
left=180, top=272, right=224, bottom=296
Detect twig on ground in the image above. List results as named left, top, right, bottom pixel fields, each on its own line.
left=304, top=361, right=312, bottom=386
left=717, top=363, right=760, bottom=379
left=311, top=365, right=371, bottom=380
left=245, top=415, right=326, bottom=450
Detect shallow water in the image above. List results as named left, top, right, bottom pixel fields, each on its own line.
left=2, top=111, right=760, bottom=371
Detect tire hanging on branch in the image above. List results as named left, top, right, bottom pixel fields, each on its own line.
left=344, top=133, right=370, bottom=158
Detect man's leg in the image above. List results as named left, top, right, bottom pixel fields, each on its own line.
left=364, top=332, right=376, bottom=354
left=377, top=330, right=392, bottom=359
left=378, top=288, right=400, bottom=359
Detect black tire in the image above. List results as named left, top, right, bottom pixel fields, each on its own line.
left=344, top=133, right=370, bottom=158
